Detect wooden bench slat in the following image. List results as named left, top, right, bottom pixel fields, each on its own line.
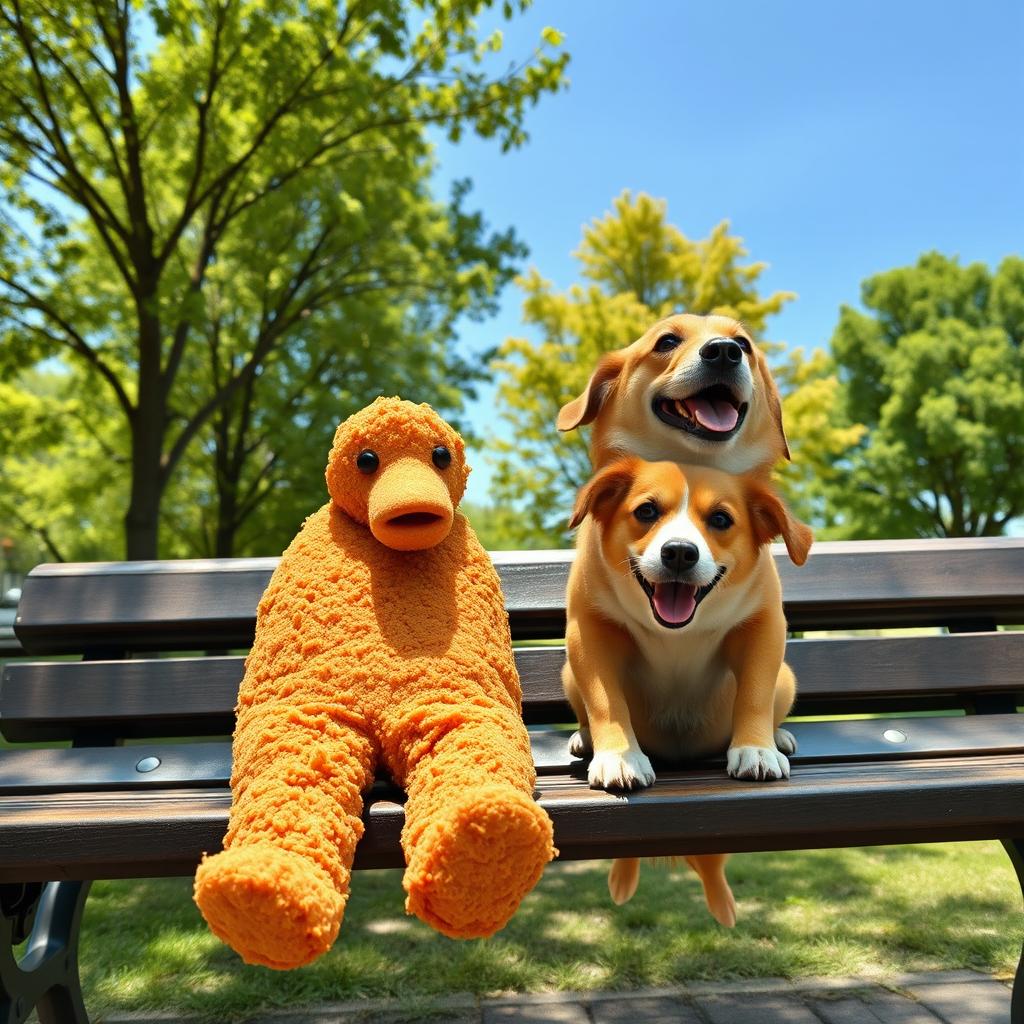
left=5, top=633, right=1023, bottom=742
left=1, top=752, right=1021, bottom=881
left=0, top=742, right=232, bottom=795
left=13, top=538, right=1024, bottom=654
left=532, top=715, right=1024, bottom=772
left=3, top=715, right=1022, bottom=796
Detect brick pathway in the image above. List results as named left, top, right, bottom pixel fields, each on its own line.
left=104, top=970, right=1014, bottom=1023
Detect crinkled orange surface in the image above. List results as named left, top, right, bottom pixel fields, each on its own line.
left=194, top=398, right=555, bottom=970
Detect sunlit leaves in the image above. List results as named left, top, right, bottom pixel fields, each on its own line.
left=488, top=190, right=795, bottom=547
left=824, top=253, right=1024, bottom=538
left=0, top=0, right=566, bottom=557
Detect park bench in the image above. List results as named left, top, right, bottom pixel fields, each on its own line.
left=1, top=536, right=1023, bottom=1024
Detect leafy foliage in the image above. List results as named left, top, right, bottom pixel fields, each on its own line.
left=824, top=253, right=1024, bottom=537
left=0, top=0, right=567, bottom=558
left=0, top=368, right=126, bottom=564
left=488, top=191, right=798, bottom=547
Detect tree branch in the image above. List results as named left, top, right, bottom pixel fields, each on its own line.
left=0, top=497, right=68, bottom=562
left=1, top=279, right=135, bottom=419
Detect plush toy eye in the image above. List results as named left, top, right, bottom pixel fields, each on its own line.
left=654, top=334, right=680, bottom=353
left=356, top=449, right=379, bottom=474
left=432, top=445, right=451, bottom=469
left=707, top=509, right=734, bottom=531
left=633, top=501, right=660, bottom=523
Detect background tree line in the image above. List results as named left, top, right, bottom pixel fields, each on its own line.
left=2, top=3, right=1021, bottom=566
left=485, top=191, right=1024, bottom=548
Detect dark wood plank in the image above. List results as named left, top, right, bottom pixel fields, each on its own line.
left=4, top=715, right=1019, bottom=794
left=0, top=742, right=232, bottom=795
left=13, top=538, right=1024, bottom=654
left=5, top=632, right=1023, bottom=741
left=1, top=752, right=1022, bottom=881
left=530, top=715, right=1024, bottom=772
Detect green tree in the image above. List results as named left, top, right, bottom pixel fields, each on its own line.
left=488, top=191, right=796, bottom=547
left=772, top=348, right=867, bottom=532
left=164, top=175, right=522, bottom=558
left=0, top=0, right=567, bottom=558
left=0, top=368, right=127, bottom=563
left=824, top=252, right=1024, bottom=538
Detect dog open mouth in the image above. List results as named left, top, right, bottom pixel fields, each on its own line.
left=653, top=384, right=748, bottom=441
left=631, top=563, right=726, bottom=629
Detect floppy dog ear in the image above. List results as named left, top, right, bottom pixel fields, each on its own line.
left=754, top=348, right=792, bottom=462
left=747, top=484, right=813, bottom=566
left=568, top=459, right=637, bottom=530
left=557, top=350, right=627, bottom=432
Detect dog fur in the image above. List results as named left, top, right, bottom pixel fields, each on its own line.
left=557, top=313, right=789, bottom=478
left=562, top=457, right=811, bottom=924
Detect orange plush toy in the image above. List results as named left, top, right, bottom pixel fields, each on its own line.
left=194, top=397, right=555, bottom=969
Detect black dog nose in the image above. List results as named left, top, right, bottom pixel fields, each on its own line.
left=699, top=337, right=744, bottom=366
left=661, top=540, right=700, bottom=568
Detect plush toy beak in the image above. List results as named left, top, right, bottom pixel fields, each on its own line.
left=368, top=456, right=455, bottom=551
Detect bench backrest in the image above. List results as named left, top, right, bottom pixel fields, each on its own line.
left=3, top=538, right=1023, bottom=750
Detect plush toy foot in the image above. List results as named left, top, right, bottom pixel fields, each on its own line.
left=404, top=785, right=555, bottom=939
left=194, top=843, right=345, bottom=969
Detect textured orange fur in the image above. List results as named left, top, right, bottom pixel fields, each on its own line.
left=193, top=398, right=555, bottom=969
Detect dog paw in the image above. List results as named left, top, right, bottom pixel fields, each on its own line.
left=774, top=727, right=797, bottom=755
left=569, top=727, right=592, bottom=759
left=588, top=749, right=656, bottom=791
left=727, top=745, right=790, bottom=781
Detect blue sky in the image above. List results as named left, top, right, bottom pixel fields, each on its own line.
left=431, top=0, right=1024, bottom=505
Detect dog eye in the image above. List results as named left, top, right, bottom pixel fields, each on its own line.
left=633, top=501, right=660, bottom=522
left=356, top=449, right=379, bottom=474
left=707, top=510, right=734, bottom=530
left=432, top=445, right=452, bottom=469
left=733, top=335, right=752, bottom=353
left=654, top=334, right=680, bottom=353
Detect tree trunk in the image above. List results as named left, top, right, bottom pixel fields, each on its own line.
left=213, top=483, right=238, bottom=558
left=124, top=305, right=165, bottom=560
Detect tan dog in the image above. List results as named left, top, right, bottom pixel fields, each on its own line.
left=557, top=313, right=789, bottom=478
left=563, top=457, right=811, bottom=924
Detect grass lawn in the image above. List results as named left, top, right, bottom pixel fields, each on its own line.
left=77, top=841, right=1022, bottom=1021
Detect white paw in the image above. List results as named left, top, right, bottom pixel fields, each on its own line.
left=569, top=727, right=592, bottom=758
left=588, top=748, right=656, bottom=791
left=774, top=727, right=797, bottom=755
left=727, top=745, right=790, bottom=781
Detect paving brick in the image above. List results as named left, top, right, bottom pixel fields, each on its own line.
left=904, top=978, right=1013, bottom=1024
left=590, top=995, right=703, bottom=1023
left=687, top=976, right=795, bottom=996
left=810, top=995, right=890, bottom=1024
left=889, top=970, right=997, bottom=988
left=482, top=1001, right=590, bottom=1024
left=860, top=989, right=945, bottom=1023
left=695, top=993, right=823, bottom=1024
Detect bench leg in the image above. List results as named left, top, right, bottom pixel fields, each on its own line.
left=1006, top=839, right=1024, bottom=1024
left=0, top=880, right=91, bottom=1024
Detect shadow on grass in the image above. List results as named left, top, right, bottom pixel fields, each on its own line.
left=77, top=842, right=1023, bottom=1022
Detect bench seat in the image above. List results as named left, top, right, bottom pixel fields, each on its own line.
left=1, top=537, right=1023, bottom=1024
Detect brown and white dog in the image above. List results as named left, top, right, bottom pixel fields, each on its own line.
left=562, top=457, right=812, bottom=924
left=557, top=313, right=789, bottom=479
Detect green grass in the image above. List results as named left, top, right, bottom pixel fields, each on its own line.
left=76, top=842, right=1022, bottom=1021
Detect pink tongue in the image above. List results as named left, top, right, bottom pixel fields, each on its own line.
left=652, top=582, right=697, bottom=625
left=686, top=397, right=739, bottom=432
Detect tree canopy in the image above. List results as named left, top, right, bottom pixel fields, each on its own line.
left=488, top=191, right=807, bottom=547
left=0, top=0, right=567, bottom=559
left=822, top=252, right=1024, bottom=538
